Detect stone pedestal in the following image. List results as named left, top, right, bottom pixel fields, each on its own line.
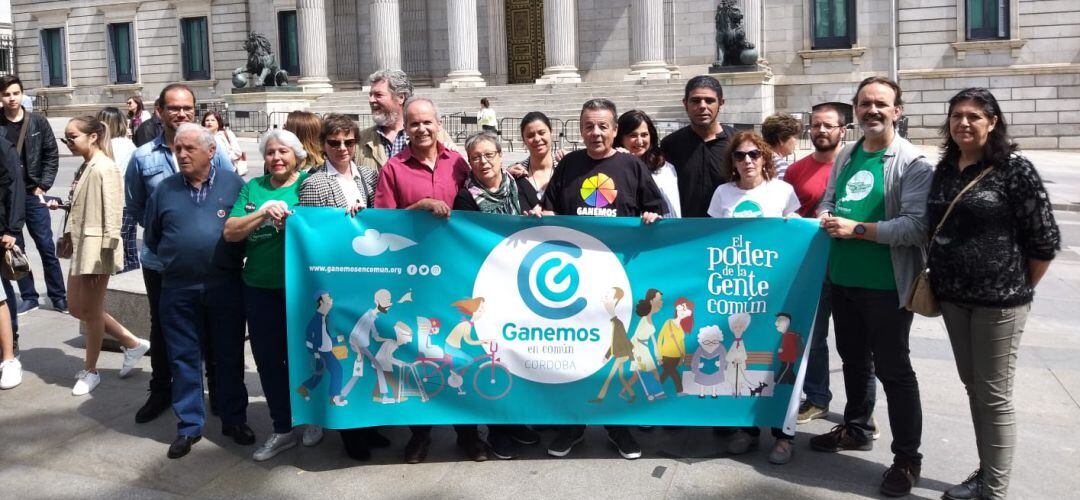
left=625, top=0, right=670, bottom=80
left=441, top=0, right=486, bottom=88
left=225, top=90, right=326, bottom=131
left=296, top=0, right=334, bottom=93
left=706, top=69, right=774, bottom=125
left=536, top=0, right=581, bottom=84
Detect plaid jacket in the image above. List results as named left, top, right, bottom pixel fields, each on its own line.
left=297, top=163, right=378, bottom=208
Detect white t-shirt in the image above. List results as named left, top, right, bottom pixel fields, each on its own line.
left=651, top=161, right=682, bottom=219
left=110, top=137, right=137, bottom=172
left=707, top=179, right=800, bottom=218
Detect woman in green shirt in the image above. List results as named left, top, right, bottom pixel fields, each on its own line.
left=224, top=129, right=309, bottom=462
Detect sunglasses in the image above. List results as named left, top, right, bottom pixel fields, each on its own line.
left=733, top=150, right=762, bottom=162
left=60, top=135, right=85, bottom=146
left=326, top=139, right=357, bottom=148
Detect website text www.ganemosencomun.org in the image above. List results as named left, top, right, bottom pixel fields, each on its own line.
left=307, top=265, right=404, bottom=275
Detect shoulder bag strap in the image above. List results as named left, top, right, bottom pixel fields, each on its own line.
left=929, top=166, right=995, bottom=250
left=15, top=109, right=30, bottom=156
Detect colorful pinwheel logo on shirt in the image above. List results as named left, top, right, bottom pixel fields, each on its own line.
left=579, top=173, right=618, bottom=208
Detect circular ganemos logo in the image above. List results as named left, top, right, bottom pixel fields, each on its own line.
left=842, top=170, right=875, bottom=203
left=731, top=199, right=764, bottom=218
left=580, top=173, right=618, bottom=208
left=473, top=226, right=631, bottom=384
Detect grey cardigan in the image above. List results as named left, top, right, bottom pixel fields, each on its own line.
left=817, top=135, right=934, bottom=307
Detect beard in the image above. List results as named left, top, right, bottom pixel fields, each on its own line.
left=812, top=136, right=841, bottom=152
left=372, top=108, right=399, bottom=128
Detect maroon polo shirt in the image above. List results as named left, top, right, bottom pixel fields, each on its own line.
left=374, top=142, right=470, bottom=208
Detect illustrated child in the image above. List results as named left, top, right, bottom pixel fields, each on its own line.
left=444, top=297, right=486, bottom=394
left=416, top=317, right=444, bottom=359
left=589, top=287, right=636, bottom=403
left=372, top=322, right=414, bottom=403
left=656, top=298, right=694, bottom=394
left=625, top=288, right=665, bottom=400
left=691, top=325, right=727, bottom=398
left=299, top=291, right=345, bottom=405
left=774, top=313, right=800, bottom=385
left=340, top=289, right=393, bottom=403
left=726, top=312, right=752, bottom=396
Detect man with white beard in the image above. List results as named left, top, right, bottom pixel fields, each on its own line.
left=356, top=70, right=455, bottom=172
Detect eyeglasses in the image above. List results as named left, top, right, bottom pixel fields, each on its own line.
left=164, top=106, right=195, bottom=115
left=732, top=150, right=762, bottom=162
left=810, top=123, right=842, bottom=132
left=60, top=134, right=85, bottom=146
left=468, top=152, right=500, bottom=164
left=326, top=139, right=357, bottom=149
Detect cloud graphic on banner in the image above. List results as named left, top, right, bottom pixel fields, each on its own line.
left=352, top=229, right=418, bottom=257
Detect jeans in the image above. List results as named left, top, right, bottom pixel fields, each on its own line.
left=831, top=284, right=922, bottom=464
left=244, top=285, right=292, bottom=434
left=301, top=350, right=344, bottom=399
left=161, top=278, right=248, bottom=437
left=803, top=281, right=878, bottom=410
left=143, top=269, right=170, bottom=395
left=15, top=196, right=66, bottom=304
left=941, top=301, right=1029, bottom=500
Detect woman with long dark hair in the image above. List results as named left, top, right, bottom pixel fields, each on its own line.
left=203, top=111, right=246, bottom=176
left=929, top=88, right=1059, bottom=500
left=615, top=110, right=681, bottom=218
left=127, top=96, right=151, bottom=133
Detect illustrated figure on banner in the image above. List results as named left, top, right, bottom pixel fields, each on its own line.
left=691, top=325, right=727, bottom=398
left=372, top=321, right=415, bottom=403
left=444, top=297, right=487, bottom=395
left=340, top=289, right=393, bottom=404
left=726, top=312, right=753, bottom=396
left=773, top=313, right=800, bottom=385
left=657, top=298, right=694, bottom=394
left=298, top=291, right=346, bottom=405
left=589, top=287, right=637, bottom=404
left=416, top=317, right=444, bottom=359
left=628, top=289, right=666, bottom=401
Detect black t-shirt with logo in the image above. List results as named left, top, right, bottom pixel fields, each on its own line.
left=541, top=149, right=663, bottom=217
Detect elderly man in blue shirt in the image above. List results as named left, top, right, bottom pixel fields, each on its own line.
left=125, top=83, right=235, bottom=425
left=143, top=122, right=247, bottom=459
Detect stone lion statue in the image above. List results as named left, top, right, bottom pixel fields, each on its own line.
left=232, top=32, right=289, bottom=88
left=714, top=0, right=758, bottom=67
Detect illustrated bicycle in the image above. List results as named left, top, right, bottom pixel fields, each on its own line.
left=413, top=341, right=513, bottom=400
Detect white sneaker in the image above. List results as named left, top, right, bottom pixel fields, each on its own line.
left=253, top=432, right=297, bottom=462
left=72, top=370, right=101, bottom=396
left=0, top=359, right=23, bottom=389
left=302, top=425, right=324, bottom=447
left=118, top=339, right=151, bottom=378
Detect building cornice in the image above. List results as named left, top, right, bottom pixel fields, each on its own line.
left=900, top=63, right=1080, bottom=80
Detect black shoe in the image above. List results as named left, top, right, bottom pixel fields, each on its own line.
left=943, top=469, right=984, bottom=500
left=810, top=424, right=873, bottom=452
left=341, top=430, right=372, bottom=461
left=607, top=428, right=642, bottom=459
left=364, top=427, right=391, bottom=448
left=505, top=425, right=540, bottom=445
left=167, top=435, right=201, bottom=459
left=404, top=434, right=431, bottom=464
left=135, top=391, right=171, bottom=424
left=222, top=423, right=256, bottom=445
left=457, top=434, right=489, bottom=462
left=547, top=427, right=585, bottom=457
left=52, top=298, right=68, bottom=314
left=488, top=430, right=519, bottom=460
left=881, top=459, right=921, bottom=497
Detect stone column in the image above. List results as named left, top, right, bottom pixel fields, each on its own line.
left=441, top=0, right=485, bottom=87
left=296, top=0, right=333, bottom=92
left=536, top=0, right=581, bottom=84
left=739, top=0, right=762, bottom=62
left=370, top=0, right=402, bottom=71
left=486, top=0, right=508, bottom=86
left=663, top=0, right=680, bottom=76
left=402, top=0, right=433, bottom=86
left=625, top=0, right=670, bottom=80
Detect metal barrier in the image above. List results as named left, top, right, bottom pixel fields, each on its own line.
left=227, top=110, right=269, bottom=133
left=497, top=117, right=520, bottom=152
left=441, top=112, right=480, bottom=145
left=557, top=118, right=581, bottom=151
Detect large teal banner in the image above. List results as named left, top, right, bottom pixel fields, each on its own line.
left=285, top=208, right=829, bottom=433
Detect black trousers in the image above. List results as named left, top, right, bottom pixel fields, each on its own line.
left=831, top=283, right=922, bottom=464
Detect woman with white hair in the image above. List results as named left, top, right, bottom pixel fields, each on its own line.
left=224, top=129, right=308, bottom=462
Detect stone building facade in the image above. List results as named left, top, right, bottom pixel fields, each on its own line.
left=10, top=0, right=1080, bottom=146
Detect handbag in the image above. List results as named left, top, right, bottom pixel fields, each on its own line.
left=906, top=166, right=995, bottom=317
left=2, top=244, right=30, bottom=280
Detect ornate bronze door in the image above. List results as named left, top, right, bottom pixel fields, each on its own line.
left=506, top=0, right=545, bottom=84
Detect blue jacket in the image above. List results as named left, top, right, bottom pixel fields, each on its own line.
left=305, top=314, right=325, bottom=354
left=126, top=133, right=235, bottom=270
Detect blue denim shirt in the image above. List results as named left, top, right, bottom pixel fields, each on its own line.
left=125, top=133, right=236, bottom=271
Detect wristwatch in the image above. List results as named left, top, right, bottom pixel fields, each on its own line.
left=853, top=224, right=867, bottom=237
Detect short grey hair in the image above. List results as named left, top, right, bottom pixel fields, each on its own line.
left=464, top=131, right=501, bottom=155
left=368, top=69, right=414, bottom=100
left=581, top=98, right=618, bottom=122
left=175, top=123, right=216, bottom=150
left=259, top=129, right=308, bottom=160
left=402, top=96, right=441, bottom=124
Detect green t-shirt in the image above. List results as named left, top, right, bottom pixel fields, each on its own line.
left=828, top=146, right=896, bottom=290
left=229, top=172, right=308, bottom=289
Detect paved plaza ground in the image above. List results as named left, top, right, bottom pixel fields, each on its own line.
left=0, top=142, right=1077, bottom=499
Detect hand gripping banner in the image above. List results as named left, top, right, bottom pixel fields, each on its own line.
left=286, top=208, right=829, bottom=433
